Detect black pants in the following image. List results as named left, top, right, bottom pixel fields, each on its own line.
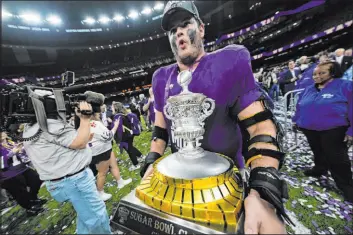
left=1, top=168, right=42, bottom=209
left=301, top=126, right=353, bottom=201
left=123, top=136, right=142, bottom=166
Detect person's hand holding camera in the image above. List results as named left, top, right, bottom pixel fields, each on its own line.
left=75, top=102, right=92, bottom=120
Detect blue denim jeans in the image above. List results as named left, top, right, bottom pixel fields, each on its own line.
left=45, top=168, right=111, bottom=234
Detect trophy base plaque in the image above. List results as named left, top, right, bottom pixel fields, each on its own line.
left=111, top=190, right=226, bottom=234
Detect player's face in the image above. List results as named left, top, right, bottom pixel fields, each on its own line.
left=168, top=16, right=204, bottom=66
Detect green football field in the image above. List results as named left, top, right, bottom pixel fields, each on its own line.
left=1, top=126, right=352, bottom=234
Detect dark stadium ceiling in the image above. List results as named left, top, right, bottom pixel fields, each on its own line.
left=1, top=0, right=311, bottom=47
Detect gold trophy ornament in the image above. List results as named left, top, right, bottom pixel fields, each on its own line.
left=112, top=70, right=244, bottom=234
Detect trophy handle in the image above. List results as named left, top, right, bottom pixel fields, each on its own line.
left=198, top=98, right=215, bottom=125
left=163, top=103, right=174, bottom=121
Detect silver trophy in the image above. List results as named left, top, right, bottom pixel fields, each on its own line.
left=159, top=70, right=231, bottom=179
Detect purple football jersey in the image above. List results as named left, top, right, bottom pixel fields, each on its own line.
left=152, top=45, right=263, bottom=164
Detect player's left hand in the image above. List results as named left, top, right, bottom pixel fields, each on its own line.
left=244, top=190, right=287, bottom=234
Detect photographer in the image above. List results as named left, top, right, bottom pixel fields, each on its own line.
left=22, top=89, right=111, bottom=234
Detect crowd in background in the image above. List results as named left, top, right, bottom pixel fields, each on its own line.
left=255, top=47, right=353, bottom=98
left=254, top=47, right=353, bottom=203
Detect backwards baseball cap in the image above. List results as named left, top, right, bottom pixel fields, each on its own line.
left=162, top=1, right=201, bottom=31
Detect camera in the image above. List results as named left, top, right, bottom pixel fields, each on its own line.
left=0, top=83, right=96, bottom=141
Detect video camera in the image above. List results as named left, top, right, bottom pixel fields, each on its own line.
left=0, top=83, right=95, bottom=141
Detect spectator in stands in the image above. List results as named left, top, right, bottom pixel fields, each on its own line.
left=111, top=102, right=143, bottom=171
left=296, top=57, right=317, bottom=90
left=0, top=131, right=45, bottom=216
left=319, top=53, right=329, bottom=63
left=143, top=88, right=156, bottom=128
left=298, top=56, right=310, bottom=72
left=268, top=68, right=280, bottom=101
left=345, top=48, right=352, bottom=57
left=292, top=61, right=353, bottom=203
left=139, top=94, right=152, bottom=131
left=335, top=48, right=353, bottom=73
left=342, top=64, right=353, bottom=80
left=279, top=60, right=301, bottom=108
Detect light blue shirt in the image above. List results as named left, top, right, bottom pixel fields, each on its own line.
left=341, top=65, right=352, bottom=81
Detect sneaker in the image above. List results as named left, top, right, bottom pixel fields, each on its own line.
left=98, top=191, right=112, bottom=201
left=129, top=164, right=140, bottom=171
left=138, top=156, right=145, bottom=163
left=117, top=178, right=133, bottom=189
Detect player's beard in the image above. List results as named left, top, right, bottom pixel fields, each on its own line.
left=170, top=28, right=203, bottom=66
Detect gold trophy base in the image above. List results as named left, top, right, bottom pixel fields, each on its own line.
left=136, top=156, right=244, bottom=233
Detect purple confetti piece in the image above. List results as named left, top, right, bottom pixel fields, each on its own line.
left=344, top=226, right=352, bottom=233
left=311, top=220, right=319, bottom=228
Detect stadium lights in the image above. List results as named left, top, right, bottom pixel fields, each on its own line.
left=99, top=16, right=110, bottom=24
left=83, top=17, right=96, bottom=25
left=154, top=2, right=164, bottom=10
left=2, top=10, right=13, bottom=18
left=141, top=7, right=152, bottom=15
left=19, top=13, right=42, bottom=24
left=47, top=15, right=62, bottom=25
left=128, top=11, right=139, bottom=19
left=113, top=15, right=124, bottom=22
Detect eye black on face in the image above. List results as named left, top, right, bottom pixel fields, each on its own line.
left=169, top=19, right=191, bottom=35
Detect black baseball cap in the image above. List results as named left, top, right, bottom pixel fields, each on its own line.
left=161, top=1, right=201, bottom=31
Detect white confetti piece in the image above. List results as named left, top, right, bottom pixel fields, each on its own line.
left=62, top=225, right=67, bottom=230
left=314, top=211, right=322, bottom=215
left=326, top=214, right=337, bottom=219
left=307, top=205, right=313, bottom=208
